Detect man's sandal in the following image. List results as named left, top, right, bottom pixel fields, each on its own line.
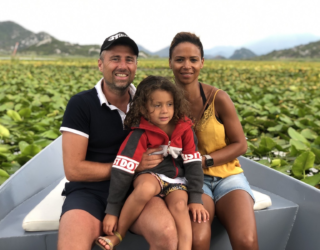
left=95, top=231, right=123, bottom=250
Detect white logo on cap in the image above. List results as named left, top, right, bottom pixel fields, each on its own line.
left=108, top=33, right=128, bottom=41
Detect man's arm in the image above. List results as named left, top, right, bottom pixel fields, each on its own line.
left=62, top=131, right=112, bottom=182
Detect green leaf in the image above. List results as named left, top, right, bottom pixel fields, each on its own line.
left=311, top=147, right=320, bottom=164
left=257, top=159, right=270, bottom=166
left=313, top=136, right=320, bottom=146
left=267, top=125, right=283, bottom=132
left=301, top=173, right=320, bottom=186
left=31, top=99, right=42, bottom=107
left=7, top=110, right=22, bottom=122
left=248, top=129, right=259, bottom=136
left=290, top=139, right=309, bottom=151
left=294, top=120, right=307, bottom=129
left=34, top=139, right=52, bottom=148
left=271, top=159, right=289, bottom=169
left=292, top=151, right=315, bottom=179
left=14, top=103, right=22, bottom=111
left=0, top=124, right=10, bottom=138
left=301, top=129, right=318, bottom=140
left=40, top=130, right=58, bottom=139
left=0, top=153, right=8, bottom=161
left=21, top=144, right=42, bottom=157
left=288, top=128, right=309, bottom=145
left=257, top=137, right=277, bottom=154
left=279, top=115, right=293, bottom=125
left=0, top=169, right=10, bottom=177
left=1, top=162, right=21, bottom=175
left=0, top=144, right=10, bottom=153
left=276, top=165, right=292, bottom=175
left=39, top=95, right=51, bottom=103
left=15, top=155, right=32, bottom=165
left=271, top=159, right=281, bottom=167
left=18, top=108, right=32, bottom=118
left=0, top=102, right=14, bottom=112
left=0, top=169, right=10, bottom=185
left=18, top=141, right=29, bottom=152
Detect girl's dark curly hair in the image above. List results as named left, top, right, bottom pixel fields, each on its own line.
left=125, top=75, right=191, bottom=128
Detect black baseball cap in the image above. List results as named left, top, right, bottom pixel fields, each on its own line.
left=100, top=32, right=139, bottom=56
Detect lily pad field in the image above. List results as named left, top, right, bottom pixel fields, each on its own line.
left=1, top=59, right=320, bottom=188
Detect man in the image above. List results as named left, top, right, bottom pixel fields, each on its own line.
left=58, top=32, right=178, bottom=250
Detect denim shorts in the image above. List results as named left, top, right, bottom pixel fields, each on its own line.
left=202, top=173, right=255, bottom=204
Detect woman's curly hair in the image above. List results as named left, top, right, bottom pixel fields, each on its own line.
left=125, top=75, right=191, bottom=128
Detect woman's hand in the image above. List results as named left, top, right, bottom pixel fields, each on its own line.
left=188, top=203, right=209, bottom=223
left=135, top=147, right=164, bottom=172
left=103, top=214, right=118, bottom=235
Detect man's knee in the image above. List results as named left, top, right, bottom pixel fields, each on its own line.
left=152, top=223, right=178, bottom=250
left=58, top=210, right=102, bottom=250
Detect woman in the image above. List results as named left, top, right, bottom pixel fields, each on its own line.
left=169, top=32, right=258, bottom=250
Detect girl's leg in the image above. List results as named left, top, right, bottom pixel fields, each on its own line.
left=191, top=194, right=215, bottom=250
left=215, top=190, right=258, bottom=250
left=165, top=190, right=192, bottom=250
left=98, top=174, right=161, bottom=249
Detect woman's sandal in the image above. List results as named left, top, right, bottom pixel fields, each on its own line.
left=95, top=231, right=123, bottom=250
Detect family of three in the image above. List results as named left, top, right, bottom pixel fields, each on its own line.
left=58, top=32, right=258, bottom=250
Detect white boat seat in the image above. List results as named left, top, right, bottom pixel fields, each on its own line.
left=22, top=177, right=272, bottom=232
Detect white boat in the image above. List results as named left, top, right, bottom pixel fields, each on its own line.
left=0, top=136, right=320, bottom=250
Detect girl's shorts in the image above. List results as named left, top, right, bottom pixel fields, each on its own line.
left=137, top=172, right=187, bottom=197
left=202, top=172, right=255, bottom=204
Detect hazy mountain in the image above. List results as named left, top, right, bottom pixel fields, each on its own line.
left=245, top=34, right=320, bottom=55
left=0, top=21, right=100, bottom=56
left=255, top=40, right=320, bottom=60
left=0, top=21, right=41, bottom=51
left=229, top=48, right=256, bottom=60
left=152, top=46, right=169, bottom=57
left=2, top=21, right=320, bottom=59
left=204, top=46, right=237, bottom=58
left=0, top=21, right=170, bottom=57
left=137, top=44, right=153, bottom=55
left=203, top=34, right=320, bottom=58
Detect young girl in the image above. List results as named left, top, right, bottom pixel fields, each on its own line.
left=96, top=76, right=209, bottom=250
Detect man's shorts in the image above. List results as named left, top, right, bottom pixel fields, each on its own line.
left=61, top=181, right=110, bottom=222
left=202, top=172, right=255, bottom=204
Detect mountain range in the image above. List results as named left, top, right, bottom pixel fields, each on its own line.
left=1, top=21, right=320, bottom=59
left=0, top=21, right=100, bottom=56
left=255, top=40, right=320, bottom=60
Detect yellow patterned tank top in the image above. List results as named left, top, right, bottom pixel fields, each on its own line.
left=195, top=89, right=243, bottom=178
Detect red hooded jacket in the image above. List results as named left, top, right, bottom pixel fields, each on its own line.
left=106, top=117, right=204, bottom=216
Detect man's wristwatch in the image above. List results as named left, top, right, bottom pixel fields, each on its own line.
left=204, top=155, right=214, bottom=168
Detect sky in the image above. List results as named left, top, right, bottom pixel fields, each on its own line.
left=1, top=0, right=320, bottom=52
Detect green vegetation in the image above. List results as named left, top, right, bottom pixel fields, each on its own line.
left=1, top=59, right=320, bottom=188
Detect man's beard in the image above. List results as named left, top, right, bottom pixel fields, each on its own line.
left=104, top=79, right=131, bottom=93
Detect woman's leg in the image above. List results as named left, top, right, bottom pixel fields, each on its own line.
left=191, top=193, right=215, bottom=250
left=98, top=174, right=161, bottom=249
left=215, top=190, right=258, bottom=250
left=165, top=190, right=192, bottom=250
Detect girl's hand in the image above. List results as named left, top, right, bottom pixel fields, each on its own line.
left=188, top=203, right=209, bottom=223
left=136, top=147, right=164, bottom=172
left=103, top=214, right=118, bottom=235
